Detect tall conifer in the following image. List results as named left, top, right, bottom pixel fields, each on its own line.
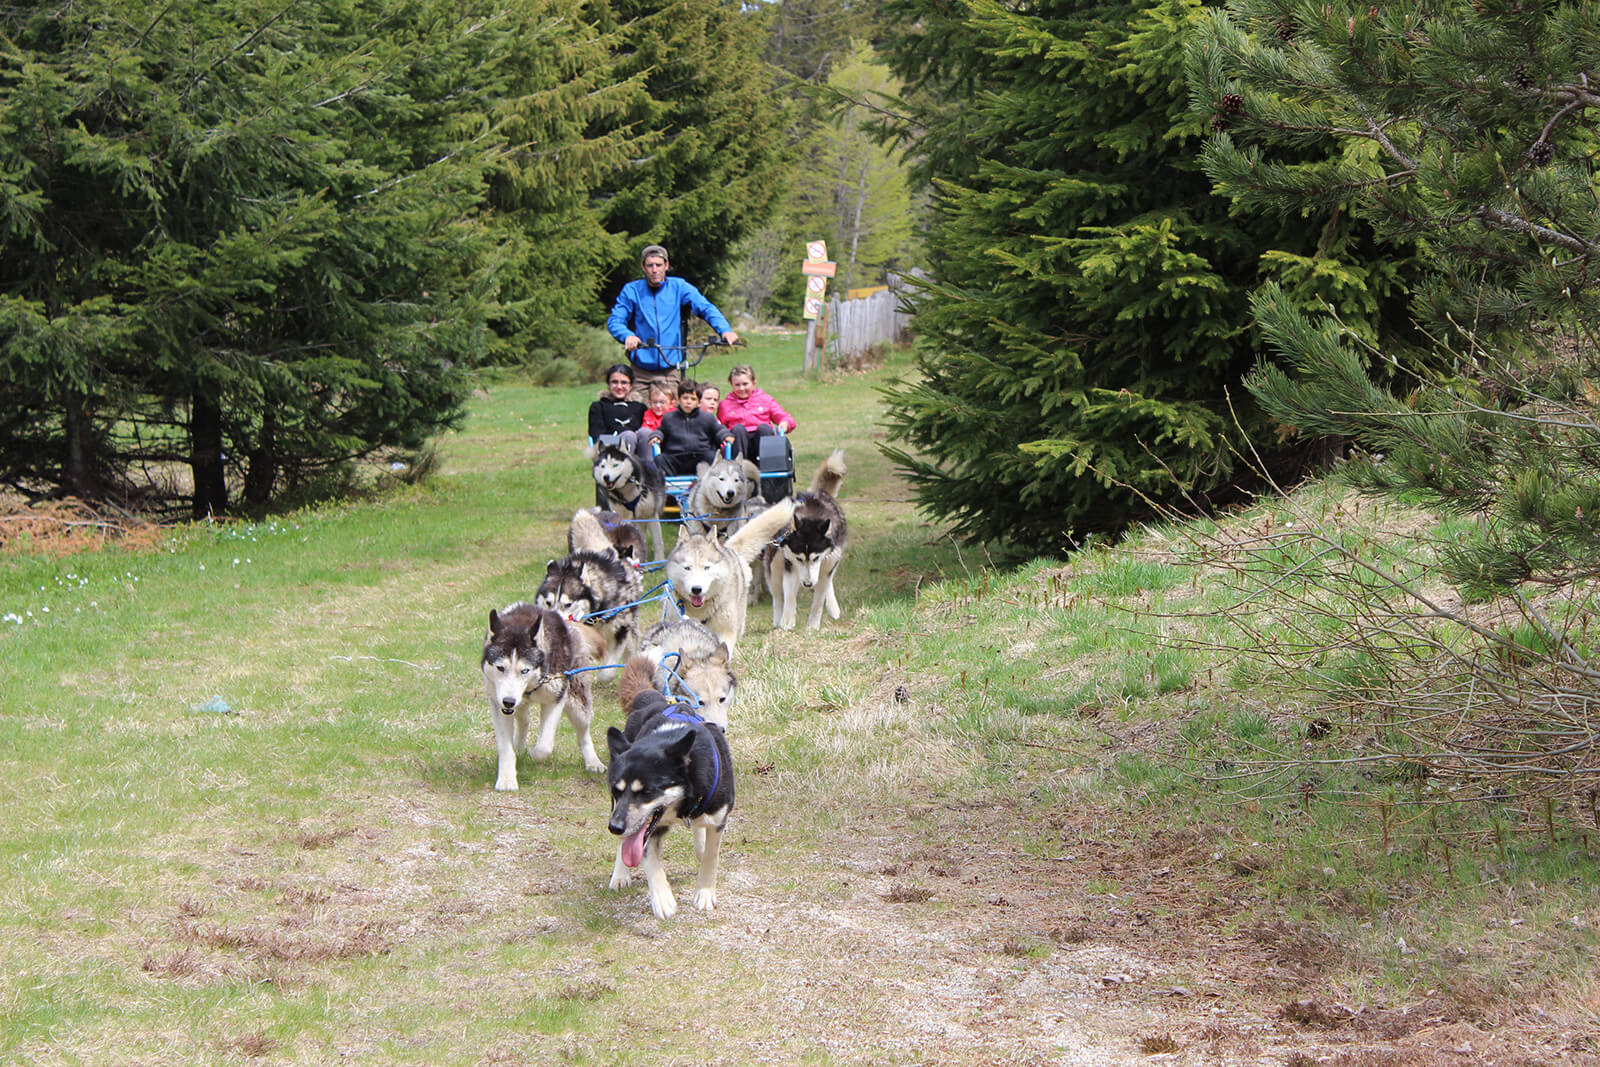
left=1193, top=0, right=1600, bottom=598
left=594, top=0, right=791, bottom=304
left=875, top=0, right=1415, bottom=550
left=0, top=0, right=616, bottom=513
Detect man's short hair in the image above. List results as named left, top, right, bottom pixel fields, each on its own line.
left=640, top=244, right=669, bottom=264
left=676, top=380, right=701, bottom=399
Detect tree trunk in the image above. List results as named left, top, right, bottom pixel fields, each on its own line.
left=190, top=392, right=228, bottom=518
left=243, top=408, right=277, bottom=513
left=61, top=390, right=100, bottom=499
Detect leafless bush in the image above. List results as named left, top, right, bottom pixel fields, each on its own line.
left=1164, top=489, right=1600, bottom=822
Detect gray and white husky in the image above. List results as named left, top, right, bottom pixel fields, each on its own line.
left=480, top=603, right=605, bottom=790
left=607, top=654, right=736, bottom=918
left=683, top=453, right=761, bottom=536
left=764, top=449, right=847, bottom=630
left=592, top=440, right=667, bottom=560
left=539, top=510, right=644, bottom=667
left=664, top=497, right=795, bottom=654
left=639, top=617, right=736, bottom=728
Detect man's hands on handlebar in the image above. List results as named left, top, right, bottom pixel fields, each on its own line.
left=623, top=333, right=739, bottom=351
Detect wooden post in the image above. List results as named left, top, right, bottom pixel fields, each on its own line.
left=799, top=239, right=836, bottom=375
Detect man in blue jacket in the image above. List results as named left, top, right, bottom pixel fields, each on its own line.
left=607, top=244, right=740, bottom=404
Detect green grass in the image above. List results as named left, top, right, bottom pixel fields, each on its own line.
left=2, top=335, right=1597, bottom=1063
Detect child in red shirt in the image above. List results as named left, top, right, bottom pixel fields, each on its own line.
left=640, top=382, right=673, bottom=432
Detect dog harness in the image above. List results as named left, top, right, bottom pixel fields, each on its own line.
left=608, top=477, right=644, bottom=511
left=661, top=706, right=721, bottom=816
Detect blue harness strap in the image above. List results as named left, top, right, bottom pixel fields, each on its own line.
left=661, top=706, right=721, bottom=815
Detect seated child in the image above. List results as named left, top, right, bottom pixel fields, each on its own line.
left=640, top=382, right=673, bottom=433
left=586, top=363, right=649, bottom=454
left=717, top=364, right=794, bottom=460
left=647, top=381, right=732, bottom=477
left=699, top=384, right=722, bottom=423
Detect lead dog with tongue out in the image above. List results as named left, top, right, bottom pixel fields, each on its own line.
left=606, top=652, right=735, bottom=918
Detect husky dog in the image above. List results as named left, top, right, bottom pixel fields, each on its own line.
left=569, top=506, right=647, bottom=567
left=664, top=497, right=795, bottom=654
left=539, top=515, right=643, bottom=666
left=639, top=617, right=736, bottom=728
left=593, top=440, right=668, bottom=560
left=682, top=454, right=761, bottom=536
left=607, top=653, right=736, bottom=918
left=765, top=450, right=847, bottom=630
left=481, top=603, right=604, bottom=790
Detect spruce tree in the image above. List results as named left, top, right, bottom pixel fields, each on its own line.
left=1192, top=0, right=1600, bottom=598
left=0, top=0, right=608, bottom=514
left=593, top=0, right=792, bottom=305
left=875, top=0, right=1416, bottom=550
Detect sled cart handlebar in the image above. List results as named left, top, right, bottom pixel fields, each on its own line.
left=629, top=337, right=746, bottom=370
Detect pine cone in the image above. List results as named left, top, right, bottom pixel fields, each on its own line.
left=1528, top=139, right=1555, bottom=166
left=1513, top=63, right=1534, bottom=89
left=1220, top=93, right=1244, bottom=115
left=1211, top=115, right=1230, bottom=132
left=1274, top=18, right=1295, bottom=42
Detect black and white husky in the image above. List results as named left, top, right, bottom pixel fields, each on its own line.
left=592, top=440, right=667, bottom=560
left=765, top=449, right=847, bottom=630
left=607, top=654, right=735, bottom=918
left=538, top=510, right=644, bottom=668
left=480, top=603, right=605, bottom=790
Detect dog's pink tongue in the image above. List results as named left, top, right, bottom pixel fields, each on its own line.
left=621, top=825, right=648, bottom=868
left=689, top=594, right=705, bottom=607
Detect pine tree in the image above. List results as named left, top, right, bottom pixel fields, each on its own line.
left=0, top=0, right=605, bottom=515
left=875, top=0, right=1416, bottom=550
left=1193, top=0, right=1600, bottom=598
left=593, top=0, right=792, bottom=306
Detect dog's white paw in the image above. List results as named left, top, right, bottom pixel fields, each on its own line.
left=583, top=755, right=605, bottom=773
left=692, top=887, right=717, bottom=911
left=530, top=743, right=554, bottom=762
left=609, top=868, right=634, bottom=890
left=494, top=770, right=518, bottom=791
left=649, top=889, right=678, bottom=920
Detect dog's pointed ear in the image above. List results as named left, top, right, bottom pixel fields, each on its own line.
left=665, top=729, right=696, bottom=765
left=546, top=558, right=560, bottom=574
left=740, top=459, right=759, bottom=482
left=607, top=726, right=630, bottom=760
left=488, top=608, right=503, bottom=634
left=696, top=460, right=711, bottom=478
left=529, top=611, right=543, bottom=636
left=712, top=643, right=730, bottom=668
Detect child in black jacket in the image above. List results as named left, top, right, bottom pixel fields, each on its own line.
left=647, top=381, right=732, bottom=476
left=587, top=364, right=649, bottom=454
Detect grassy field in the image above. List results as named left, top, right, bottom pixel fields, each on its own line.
left=2, top=333, right=1596, bottom=1065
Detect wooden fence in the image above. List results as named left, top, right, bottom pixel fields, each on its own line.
left=823, top=287, right=913, bottom=368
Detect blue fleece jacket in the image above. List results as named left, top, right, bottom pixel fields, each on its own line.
left=607, top=276, right=733, bottom=371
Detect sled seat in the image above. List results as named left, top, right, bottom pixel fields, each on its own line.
left=755, top=432, right=795, bottom=504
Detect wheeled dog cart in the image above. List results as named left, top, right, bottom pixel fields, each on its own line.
left=592, top=338, right=793, bottom=516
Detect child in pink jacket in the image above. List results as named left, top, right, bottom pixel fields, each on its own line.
left=717, top=364, right=794, bottom=461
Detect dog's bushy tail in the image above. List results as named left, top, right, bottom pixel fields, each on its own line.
left=726, top=495, right=796, bottom=564
left=810, top=449, right=847, bottom=498
left=568, top=507, right=612, bottom=554
left=618, top=652, right=658, bottom=716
